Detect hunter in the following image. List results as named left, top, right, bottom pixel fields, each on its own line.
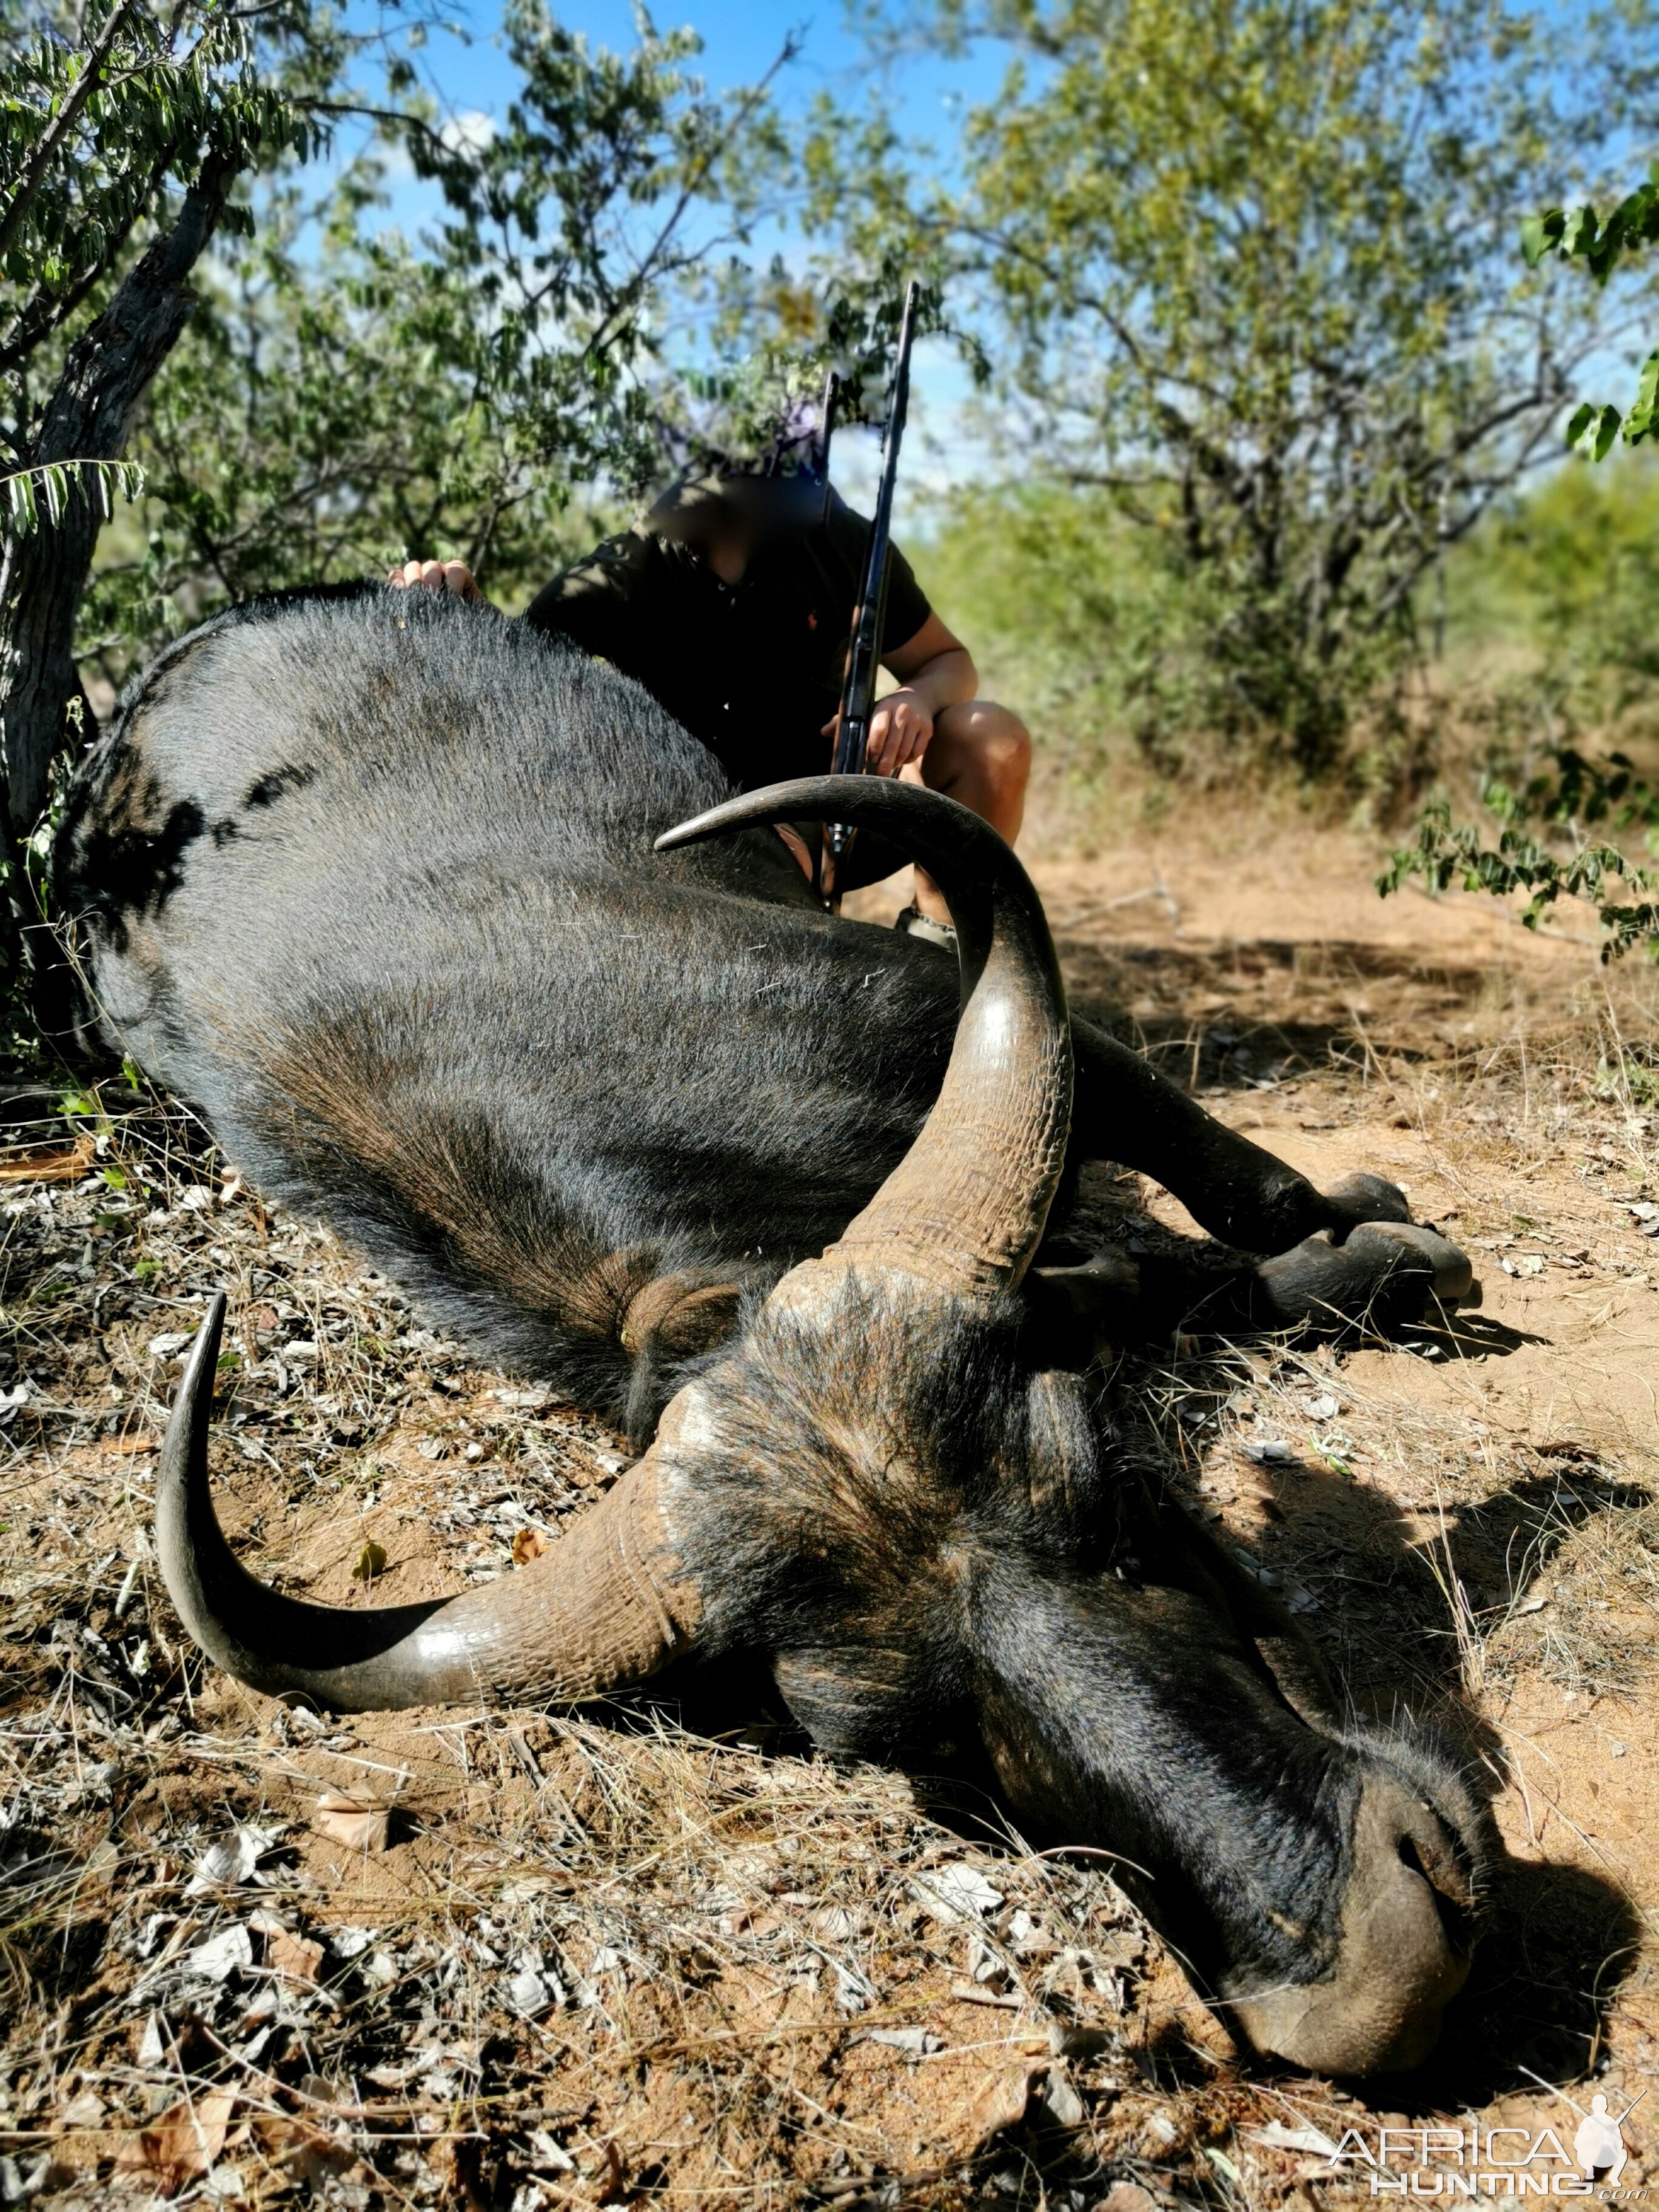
left=389, top=471, right=1031, bottom=945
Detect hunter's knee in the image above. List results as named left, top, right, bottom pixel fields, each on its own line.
left=940, top=700, right=1031, bottom=793
left=987, top=707, right=1032, bottom=795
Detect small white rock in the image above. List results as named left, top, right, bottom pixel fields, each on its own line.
left=1041, top=2068, right=1085, bottom=2127
left=866, top=2026, right=942, bottom=2055
left=182, top=1923, right=254, bottom=1983
left=913, top=1863, right=1004, bottom=1923
left=509, top=1965, right=554, bottom=2018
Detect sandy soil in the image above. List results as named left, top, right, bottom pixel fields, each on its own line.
left=1, top=803, right=1655, bottom=2209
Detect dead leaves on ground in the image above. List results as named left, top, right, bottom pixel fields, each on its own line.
left=266, top=1928, right=326, bottom=1982
left=113, top=2088, right=236, bottom=2193
left=113, top=2097, right=369, bottom=2199
left=312, top=1790, right=391, bottom=1853
left=968, top=2053, right=1087, bottom=2149
left=0, top=1132, right=94, bottom=1184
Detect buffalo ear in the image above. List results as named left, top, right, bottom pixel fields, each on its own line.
left=651, top=1281, right=747, bottom=1355
left=1018, top=1367, right=1110, bottom=1521
left=621, top=1270, right=751, bottom=1446
left=621, top=1270, right=748, bottom=1356
left=773, top=1648, right=924, bottom=1760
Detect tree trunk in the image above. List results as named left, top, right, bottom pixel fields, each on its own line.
left=0, top=147, right=240, bottom=841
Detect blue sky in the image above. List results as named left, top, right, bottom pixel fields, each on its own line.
left=392, top=0, right=1005, bottom=164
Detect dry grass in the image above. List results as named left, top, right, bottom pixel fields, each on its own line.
left=2, top=843, right=1658, bottom=2206
left=0, top=1082, right=1279, bottom=2211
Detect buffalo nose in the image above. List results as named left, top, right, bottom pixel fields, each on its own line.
left=1228, top=1776, right=1476, bottom=2076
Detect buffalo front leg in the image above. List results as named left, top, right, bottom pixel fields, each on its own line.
left=1028, top=1222, right=1473, bottom=1353
left=1069, top=1015, right=1409, bottom=1251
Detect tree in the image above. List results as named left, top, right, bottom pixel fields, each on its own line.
left=801, top=0, right=1658, bottom=774
left=1, top=0, right=317, bottom=848
left=1523, top=172, right=1659, bottom=460
left=82, top=1, right=792, bottom=670
left=1, top=0, right=785, bottom=1022
left=1382, top=170, right=1659, bottom=962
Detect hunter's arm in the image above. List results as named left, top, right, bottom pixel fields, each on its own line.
left=884, top=610, right=977, bottom=717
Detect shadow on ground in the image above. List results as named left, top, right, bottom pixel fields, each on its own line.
left=1053, top=929, right=1493, bottom=1091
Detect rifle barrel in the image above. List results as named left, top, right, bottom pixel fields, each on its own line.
left=818, top=280, right=921, bottom=908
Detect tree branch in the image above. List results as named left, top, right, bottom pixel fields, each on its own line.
left=1, top=139, right=246, bottom=829
left=0, top=0, right=143, bottom=268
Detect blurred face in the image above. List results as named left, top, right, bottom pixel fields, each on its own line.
left=649, top=475, right=821, bottom=571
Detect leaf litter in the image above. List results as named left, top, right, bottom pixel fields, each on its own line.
left=3, top=947, right=1658, bottom=2205
left=0, top=1081, right=1249, bottom=2210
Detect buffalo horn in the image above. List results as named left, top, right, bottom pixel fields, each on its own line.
left=657, top=776, right=1071, bottom=1301
left=155, top=1295, right=700, bottom=1711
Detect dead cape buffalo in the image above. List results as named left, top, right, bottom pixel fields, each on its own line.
left=55, top=585, right=1485, bottom=2076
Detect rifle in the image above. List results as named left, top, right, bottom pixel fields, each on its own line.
left=816, top=280, right=921, bottom=911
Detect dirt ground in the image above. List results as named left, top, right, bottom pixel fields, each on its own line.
left=1, top=797, right=1657, bottom=2210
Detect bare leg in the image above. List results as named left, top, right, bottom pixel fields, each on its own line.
left=904, top=700, right=1031, bottom=926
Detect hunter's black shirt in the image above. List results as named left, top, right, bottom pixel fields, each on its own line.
left=521, top=488, right=932, bottom=792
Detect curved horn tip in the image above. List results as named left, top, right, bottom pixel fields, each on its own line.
left=653, top=776, right=1004, bottom=865
left=184, top=1291, right=230, bottom=1394
left=156, top=1290, right=229, bottom=1526
left=164, top=1290, right=229, bottom=1452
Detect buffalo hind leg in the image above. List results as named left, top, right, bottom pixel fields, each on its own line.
left=1070, top=1015, right=1410, bottom=1251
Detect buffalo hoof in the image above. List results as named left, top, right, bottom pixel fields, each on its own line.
left=1320, top=1172, right=1412, bottom=1232
left=1257, top=1220, right=1475, bottom=1332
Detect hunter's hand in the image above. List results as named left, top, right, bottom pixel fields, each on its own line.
left=820, top=688, right=934, bottom=778
left=387, top=558, right=484, bottom=605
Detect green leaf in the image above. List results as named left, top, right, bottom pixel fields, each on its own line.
left=1592, top=403, right=1622, bottom=462
left=1, top=457, right=145, bottom=538
left=1520, top=210, right=1563, bottom=267
left=1561, top=205, right=1600, bottom=258
left=1564, top=402, right=1595, bottom=447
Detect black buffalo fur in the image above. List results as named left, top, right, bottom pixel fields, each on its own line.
left=54, top=586, right=1490, bottom=2021
left=56, top=587, right=1426, bottom=1438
